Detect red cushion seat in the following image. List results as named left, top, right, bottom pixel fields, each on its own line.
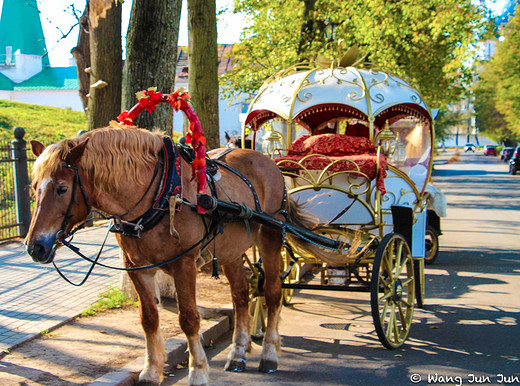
left=277, top=134, right=387, bottom=194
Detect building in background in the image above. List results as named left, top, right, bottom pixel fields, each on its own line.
left=0, top=0, right=82, bottom=111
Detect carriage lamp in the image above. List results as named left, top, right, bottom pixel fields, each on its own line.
left=262, top=129, right=284, bottom=158
left=391, top=132, right=407, bottom=166
left=376, top=123, right=396, bottom=156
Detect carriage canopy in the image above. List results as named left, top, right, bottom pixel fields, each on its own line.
left=243, top=65, right=435, bottom=192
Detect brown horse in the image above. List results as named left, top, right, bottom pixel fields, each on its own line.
left=25, top=126, right=330, bottom=385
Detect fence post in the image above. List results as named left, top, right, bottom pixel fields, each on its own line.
left=11, top=127, right=32, bottom=237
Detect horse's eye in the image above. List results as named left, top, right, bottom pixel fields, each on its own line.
left=57, top=186, right=68, bottom=196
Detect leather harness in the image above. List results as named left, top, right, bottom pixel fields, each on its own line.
left=109, top=137, right=284, bottom=239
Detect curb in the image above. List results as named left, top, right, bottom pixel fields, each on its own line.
left=90, top=311, right=233, bottom=386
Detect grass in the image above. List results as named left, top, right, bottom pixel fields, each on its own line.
left=81, top=286, right=139, bottom=317
left=0, top=99, right=86, bottom=144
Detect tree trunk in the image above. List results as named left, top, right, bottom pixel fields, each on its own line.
left=71, top=4, right=91, bottom=113
left=122, top=0, right=182, bottom=135
left=188, top=0, right=220, bottom=150
left=87, top=2, right=122, bottom=130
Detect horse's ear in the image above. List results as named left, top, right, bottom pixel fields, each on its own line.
left=30, top=140, right=46, bottom=157
left=225, top=132, right=230, bottom=141
left=65, top=138, right=90, bottom=166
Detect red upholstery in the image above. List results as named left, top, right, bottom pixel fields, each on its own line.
left=288, top=134, right=374, bottom=156
left=277, top=134, right=387, bottom=194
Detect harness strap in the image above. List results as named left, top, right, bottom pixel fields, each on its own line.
left=212, top=158, right=262, bottom=212
left=110, top=136, right=180, bottom=238
left=57, top=163, right=91, bottom=241
left=59, top=217, right=224, bottom=275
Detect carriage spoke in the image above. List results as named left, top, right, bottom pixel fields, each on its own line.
left=399, top=297, right=413, bottom=309
left=385, top=303, right=397, bottom=340
left=401, top=279, right=413, bottom=289
left=394, top=243, right=402, bottom=273
left=379, top=299, right=389, bottom=319
left=397, top=302, right=410, bottom=332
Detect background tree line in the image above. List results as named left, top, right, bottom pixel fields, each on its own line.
left=75, top=0, right=502, bottom=146
left=474, top=5, right=520, bottom=146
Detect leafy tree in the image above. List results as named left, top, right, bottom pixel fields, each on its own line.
left=434, top=109, right=465, bottom=143
left=477, top=7, right=520, bottom=141
left=223, top=0, right=491, bottom=108
left=188, top=0, right=220, bottom=150
left=474, top=63, right=516, bottom=145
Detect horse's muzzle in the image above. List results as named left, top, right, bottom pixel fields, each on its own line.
left=27, top=234, right=56, bottom=264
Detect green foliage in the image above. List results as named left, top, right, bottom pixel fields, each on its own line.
left=475, top=6, right=520, bottom=143
left=434, top=109, right=467, bottom=142
left=0, top=99, right=86, bottom=144
left=223, top=0, right=492, bottom=108
left=81, top=286, right=138, bottom=317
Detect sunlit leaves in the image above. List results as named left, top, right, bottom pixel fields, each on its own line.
left=477, top=6, right=520, bottom=139
left=223, top=0, right=492, bottom=108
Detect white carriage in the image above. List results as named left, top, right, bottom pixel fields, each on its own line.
left=241, top=62, right=443, bottom=349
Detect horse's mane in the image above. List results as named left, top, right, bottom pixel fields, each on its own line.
left=32, top=127, right=164, bottom=193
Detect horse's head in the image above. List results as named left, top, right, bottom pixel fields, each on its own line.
left=26, top=138, right=91, bottom=264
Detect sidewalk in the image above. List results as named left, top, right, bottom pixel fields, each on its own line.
left=0, top=223, right=122, bottom=354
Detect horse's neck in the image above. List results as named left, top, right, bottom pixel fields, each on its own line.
left=89, top=162, right=161, bottom=219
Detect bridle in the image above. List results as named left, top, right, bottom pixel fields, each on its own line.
left=50, top=152, right=222, bottom=286
left=54, top=162, right=92, bottom=244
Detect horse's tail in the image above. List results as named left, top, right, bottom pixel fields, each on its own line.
left=284, top=197, right=359, bottom=266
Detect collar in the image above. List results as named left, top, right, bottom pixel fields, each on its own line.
left=110, top=136, right=181, bottom=238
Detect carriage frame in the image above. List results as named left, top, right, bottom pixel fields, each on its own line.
left=239, top=62, right=442, bottom=349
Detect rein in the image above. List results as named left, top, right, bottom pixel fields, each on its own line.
left=57, top=217, right=223, bottom=281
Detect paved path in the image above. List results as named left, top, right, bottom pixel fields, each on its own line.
left=0, top=223, right=121, bottom=353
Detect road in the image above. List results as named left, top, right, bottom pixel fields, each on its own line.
left=165, top=150, right=520, bottom=385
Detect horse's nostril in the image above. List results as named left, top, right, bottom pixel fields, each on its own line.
left=28, top=242, right=52, bottom=263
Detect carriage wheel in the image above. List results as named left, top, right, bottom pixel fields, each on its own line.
left=281, top=250, right=300, bottom=306
left=244, top=250, right=267, bottom=339
left=370, top=233, right=415, bottom=349
left=424, top=225, right=439, bottom=265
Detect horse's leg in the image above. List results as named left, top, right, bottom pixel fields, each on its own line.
left=256, top=226, right=283, bottom=373
left=166, top=256, right=209, bottom=385
left=222, top=257, right=251, bottom=372
left=126, top=268, right=166, bottom=384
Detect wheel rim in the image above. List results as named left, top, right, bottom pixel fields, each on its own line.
left=371, top=234, right=414, bottom=349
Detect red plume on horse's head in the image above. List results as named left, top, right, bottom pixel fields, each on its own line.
left=114, top=87, right=207, bottom=214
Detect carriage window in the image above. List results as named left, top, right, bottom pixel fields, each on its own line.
left=387, top=116, right=432, bottom=190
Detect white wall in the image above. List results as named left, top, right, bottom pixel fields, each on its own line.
left=0, top=89, right=84, bottom=111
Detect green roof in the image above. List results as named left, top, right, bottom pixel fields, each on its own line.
left=0, top=72, right=13, bottom=90
left=12, top=67, right=78, bottom=90
left=0, top=0, right=49, bottom=66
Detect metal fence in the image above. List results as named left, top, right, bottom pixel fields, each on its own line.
left=0, top=129, right=35, bottom=241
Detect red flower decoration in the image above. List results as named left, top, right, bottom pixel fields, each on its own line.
left=114, top=87, right=207, bottom=214
left=167, top=88, right=191, bottom=111
left=117, top=111, right=134, bottom=125
left=136, top=88, right=164, bottom=114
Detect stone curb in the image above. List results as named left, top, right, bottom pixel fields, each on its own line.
left=90, top=311, right=233, bottom=386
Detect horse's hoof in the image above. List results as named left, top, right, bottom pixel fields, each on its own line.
left=258, top=359, right=277, bottom=373
left=225, top=358, right=246, bottom=372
